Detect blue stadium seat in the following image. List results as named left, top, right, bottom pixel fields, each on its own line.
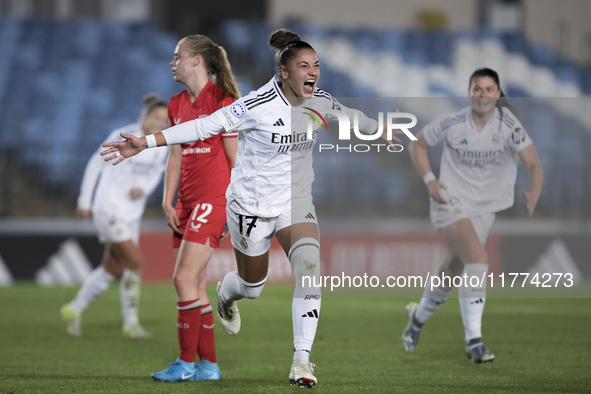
left=529, top=43, right=556, bottom=68
left=378, top=28, right=404, bottom=54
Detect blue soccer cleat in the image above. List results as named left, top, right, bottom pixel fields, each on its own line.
left=151, top=359, right=196, bottom=382
left=195, top=359, right=221, bottom=380
left=466, top=338, right=495, bottom=364
left=401, top=302, right=421, bottom=352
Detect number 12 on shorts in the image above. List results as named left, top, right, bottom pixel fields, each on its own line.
left=190, top=204, right=212, bottom=230
left=238, top=215, right=258, bottom=237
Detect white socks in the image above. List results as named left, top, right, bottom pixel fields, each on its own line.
left=414, top=264, right=489, bottom=343
left=414, top=275, right=454, bottom=326
left=290, top=238, right=321, bottom=355
left=219, top=270, right=266, bottom=304
left=70, top=266, right=114, bottom=314
left=120, top=269, right=142, bottom=326
left=459, top=263, right=488, bottom=342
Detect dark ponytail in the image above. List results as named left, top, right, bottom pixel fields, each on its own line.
left=269, top=28, right=315, bottom=70
left=469, top=68, right=523, bottom=123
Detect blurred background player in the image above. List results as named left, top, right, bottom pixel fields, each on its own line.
left=101, top=28, right=403, bottom=388
left=402, top=68, right=544, bottom=363
left=151, top=35, right=239, bottom=382
left=60, top=94, right=170, bottom=338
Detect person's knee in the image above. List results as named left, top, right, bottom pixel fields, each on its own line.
left=173, top=269, right=194, bottom=292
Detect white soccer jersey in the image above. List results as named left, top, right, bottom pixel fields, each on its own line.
left=423, top=106, right=532, bottom=214
left=163, top=75, right=378, bottom=218
left=78, top=123, right=169, bottom=222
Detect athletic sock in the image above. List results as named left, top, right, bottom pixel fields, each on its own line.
left=459, top=263, right=488, bottom=343
left=177, top=299, right=201, bottom=363
left=414, top=275, right=454, bottom=326
left=120, top=269, right=142, bottom=326
left=70, top=266, right=114, bottom=314
left=290, top=238, right=321, bottom=357
left=197, top=303, right=216, bottom=363
left=293, top=349, right=310, bottom=363
left=219, top=270, right=265, bottom=303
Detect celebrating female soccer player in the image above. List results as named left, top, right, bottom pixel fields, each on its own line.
left=402, top=68, right=543, bottom=363
left=101, top=28, right=403, bottom=387
left=61, top=94, right=169, bottom=338
left=151, top=35, right=239, bottom=383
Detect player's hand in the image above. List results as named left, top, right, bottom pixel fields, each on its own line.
left=129, top=188, right=144, bottom=199
left=163, top=205, right=183, bottom=235
left=427, top=179, right=448, bottom=204
left=219, top=228, right=230, bottom=242
left=76, top=208, right=91, bottom=219
left=101, top=133, right=147, bottom=165
left=378, top=111, right=405, bottom=150
left=522, top=190, right=539, bottom=217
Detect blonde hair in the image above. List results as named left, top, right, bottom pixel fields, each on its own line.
left=139, top=92, right=167, bottom=122
left=181, top=35, right=241, bottom=101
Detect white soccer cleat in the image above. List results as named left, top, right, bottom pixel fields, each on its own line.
left=289, top=360, right=317, bottom=388
left=60, top=303, right=82, bottom=337
left=216, top=279, right=241, bottom=335
left=122, top=323, right=151, bottom=338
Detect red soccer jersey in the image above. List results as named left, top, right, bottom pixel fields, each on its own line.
left=168, top=81, right=237, bottom=208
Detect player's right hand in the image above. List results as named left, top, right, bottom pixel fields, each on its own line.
left=163, top=205, right=184, bottom=235
left=427, top=179, right=448, bottom=204
left=76, top=208, right=91, bottom=219
left=101, top=133, right=147, bottom=165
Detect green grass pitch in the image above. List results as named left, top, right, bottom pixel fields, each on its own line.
left=1, top=283, right=590, bottom=393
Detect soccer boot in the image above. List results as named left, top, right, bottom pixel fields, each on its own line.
left=122, top=323, right=151, bottom=338
left=289, top=360, right=317, bottom=388
left=194, top=359, right=222, bottom=380
left=216, top=279, right=241, bottom=335
left=466, top=338, right=495, bottom=364
left=401, top=302, right=421, bottom=352
left=151, top=359, right=196, bottom=382
left=60, top=303, right=82, bottom=337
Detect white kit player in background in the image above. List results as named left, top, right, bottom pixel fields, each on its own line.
left=61, top=94, right=170, bottom=338
left=402, top=68, right=544, bottom=363
left=100, top=29, right=404, bottom=388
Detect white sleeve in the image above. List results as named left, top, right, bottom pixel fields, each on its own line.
left=161, top=102, right=251, bottom=145
left=321, top=96, right=379, bottom=134
left=422, top=114, right=447, bottom=147
left=77, top=143, right=110, bottom=210
left=503, top=109, right=533, bottom=153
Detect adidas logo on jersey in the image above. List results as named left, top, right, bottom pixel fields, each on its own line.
left=305, top=213, right=315, bottom=220
left=302, top=309, right=319, bottom=318
left=273, top=118, right=285, bottom=126
left=460, top=139, right=468, bottom=145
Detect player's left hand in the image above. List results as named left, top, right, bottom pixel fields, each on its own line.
left=378, top=112, right=404, bottom=150
left=101, top=133, right=147, bottom=165
left=522, top=190, right=539, bottom=217
left=219, top=228, right=230, bottom=242
left=129, top=188, right=144, bottom=199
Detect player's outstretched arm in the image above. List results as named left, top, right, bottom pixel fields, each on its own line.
left=101, top=132, right=155, bottom=165
left=518, top=144, right=543, bottom=217
left=409, top=130, right=448, bottom=204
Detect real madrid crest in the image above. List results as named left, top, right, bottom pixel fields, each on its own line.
left=492, top=133, right=500, bottom=144
left=240, top=237, right=248, bottom=250
left=454, top=207, right=463, bottom=214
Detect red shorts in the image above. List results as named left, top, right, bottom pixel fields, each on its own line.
left=172, top=203, right=226, bottom=249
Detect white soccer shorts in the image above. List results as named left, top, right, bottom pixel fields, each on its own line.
left=227, top=196, right=318, bottom=257
left=429, top=189, right=495, bottom=246
left=92, top=211, right=140, bottom=244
